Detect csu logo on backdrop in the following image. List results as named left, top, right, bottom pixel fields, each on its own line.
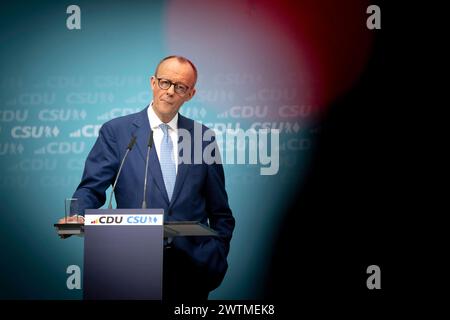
left=11, top=126, right=59, bottom=138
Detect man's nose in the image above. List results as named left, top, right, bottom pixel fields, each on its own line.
left=166, top=83, right=175, bottom=95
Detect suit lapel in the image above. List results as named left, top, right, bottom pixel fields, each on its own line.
left=132, top=107, right=170, bottom=205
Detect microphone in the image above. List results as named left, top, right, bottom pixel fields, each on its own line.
left=141, top=130, right=154, bottom=209
left=107, top=135, right=137, bottom=209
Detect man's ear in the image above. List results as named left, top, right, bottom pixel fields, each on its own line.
left=185, top=88, right=196, bottom=101
left=150, top=76, right=156, bottom=89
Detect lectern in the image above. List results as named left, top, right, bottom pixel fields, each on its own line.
left=54, top=208, right=217, bottom=300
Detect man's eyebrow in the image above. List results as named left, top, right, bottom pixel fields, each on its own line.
left=157, top=76, right=192, bottom=88
left=160, top=77, right=186, bottom=84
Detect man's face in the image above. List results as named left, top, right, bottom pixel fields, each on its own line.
left=151, top=58, right=196, bottom=122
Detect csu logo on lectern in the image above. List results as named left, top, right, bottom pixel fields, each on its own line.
left=126, top=216, right=159, bottom=224
left=88, top=215, right=161, bottom=225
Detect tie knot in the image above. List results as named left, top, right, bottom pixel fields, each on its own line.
left=159, top=123, right=170, bottom=135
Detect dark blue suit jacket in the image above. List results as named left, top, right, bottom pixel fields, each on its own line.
left=73, top=106, right=235, bottom=293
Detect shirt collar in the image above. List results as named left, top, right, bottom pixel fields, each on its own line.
left=148, top=101, right=178, bottom=131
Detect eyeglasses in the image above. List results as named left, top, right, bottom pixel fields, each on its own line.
left=155, top=77, right=190, bottom=96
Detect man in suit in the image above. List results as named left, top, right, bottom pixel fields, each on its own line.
left=58, top=55, right=235, bottom=300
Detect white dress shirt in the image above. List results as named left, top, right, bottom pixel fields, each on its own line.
left=147, top=103, right=178, bottom=174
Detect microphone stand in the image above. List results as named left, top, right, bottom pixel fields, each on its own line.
left=142, top=130, right=154, bottom=209
left=107, top=135, right=137, bottom=209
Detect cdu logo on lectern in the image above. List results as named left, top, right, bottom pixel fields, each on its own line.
left=86, top=214, right=162, bottom=225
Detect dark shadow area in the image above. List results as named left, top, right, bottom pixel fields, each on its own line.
left=262, top=2, right=434, bottom=311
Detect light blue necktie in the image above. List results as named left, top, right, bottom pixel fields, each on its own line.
left=159, top=123, right=176, bottom=201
